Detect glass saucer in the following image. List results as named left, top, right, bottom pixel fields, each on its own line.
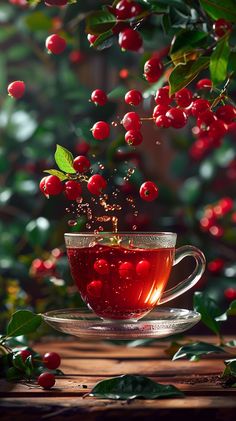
left=43, top=308, right=201, bottom=340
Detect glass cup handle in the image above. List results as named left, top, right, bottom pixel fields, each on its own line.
left=158, top=245, right=206, bottom=305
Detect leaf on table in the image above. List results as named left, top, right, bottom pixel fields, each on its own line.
left=172, top=341, right=225, bottom=361
left=169, top=57, right=209, bottom=95
left=54, top=145, right=76, bottom=174
left=210, top=37, right=230, bottom=85
left=6, top=310, right=42, bottom=338
left=89, top=374, right=184, bottom=400
left=222, top=359, right=236, bottom=386
left=193, top=291, right=225, bottom=336
left=199, top=0, right=236, bottom=22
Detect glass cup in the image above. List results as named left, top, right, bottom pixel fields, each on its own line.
left=65, top=232, right=206, bottom=322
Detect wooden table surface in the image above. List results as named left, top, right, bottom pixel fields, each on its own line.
left=0, top=336, right=235, bottom=420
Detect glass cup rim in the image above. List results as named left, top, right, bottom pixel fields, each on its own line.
left=64, top=231, right=177, bottom=237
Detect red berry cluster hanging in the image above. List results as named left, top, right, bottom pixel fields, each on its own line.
left=200, top=197, right=234, bottom=238
left=30, top=248, right=64, bottom=279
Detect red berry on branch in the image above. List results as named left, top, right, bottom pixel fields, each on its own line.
left=125, top=129, right=143, bottom=146
left=115, top=0, right=133, bottom=19
left=38, top=372, right=55, bottom=390
left=144, top=57, right=163, bottom=83
left=45, top=34, right=66, bottom=54
left=197, top=109, right=217, bottom=128
left=191, top=99, right=210, bottom=117
left=139, top=181, right=159, bottom=202
left=208, top=119, right=228, bottom=141
left=91, top=89, right=107, bottom=106
left=155, top=115, right=171, bottom=128
left=175, top=88, right=192, bottom=107
left=152, top=104, right=170, bottom=119
left=87, top=34, right=98, bottom=45
left=39, top=177, right=48, bottom=195
left=17, top=349, right=31, bottom=362
left=31, top=258, right=47, bottom=275
left=125, top=89, right=142, bottom=106
left=45, top=175, right=64, bottom=195
left=112, top=22, right=130, bottom=35
left=218, top=197, right=234, bottom=214
left=69, top=50, right=85, bottom=64
left=196, top=79, right=212, bottom=90
left=216, top=105, right=236, bottom=124
left=87, top=280, right=103, bottom=298
left=64, top=180, right=82, bottom=200
left=165, top=108, right=187, bottom=129
left=8, top=81, right=25, bottom=99
left=213, top=18, right=232, bottom=38
left=224, top=288, right=236, bottom=300
left=75, top=141, right=90, bottom=155
left=122, top=112, right=141, bottom=131
left=91, top=121, right=110, bottom=140
left=43, top=352, right=61, bottom=369
left=130, top=2, right=142, bottom=16
left=155, top=86, right=172, bottom=106
left=73, top=155, right=90, bottom=173
left=118, top=29, right=143, bottom=51
left=208, top=258, right=224, bottom=274
left=94, top=259, right=110, bottom=275
left=87, top=174, right=107, bottom=196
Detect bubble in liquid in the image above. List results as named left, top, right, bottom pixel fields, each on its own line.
left=68, top=219, right=77, bottom=227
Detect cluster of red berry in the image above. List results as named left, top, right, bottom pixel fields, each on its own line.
left=30, top=248, right=64, bottom=279
left=16, top=349, right=61, bottom=389
left=200, top=197, right=234, bottom=238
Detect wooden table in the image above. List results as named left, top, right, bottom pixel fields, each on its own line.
left=0, top=336, right=235, bottom=420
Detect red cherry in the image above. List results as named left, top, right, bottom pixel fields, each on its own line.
left=197, top=109, right=217, bottom=128
left=17, top=349, right=31, bottom=362
left=224, top=288, right=236, bottom=300
left=91, top=89, right=107, bottom=106
left=155, top=86, right=172, bottom=106
left=73, top=155, right=90, bottom=173
left=155, top=115, right=171, bottom=128
left=175, top=88, right=192, bottom=107
left=45, top=175, right=64, bottom=195
left=38, top=372, right=55, bottom=389
left=39, top=177, right=48, bottom=195
left=191, top=99, right=210, bottom=117
left=87, top=174, right=107, bottom=196
left=152, top=104, right=170, bottom=119
left=91, top=121, right=110, bottom=140
left=118, top=29, right=143, bottom=52
left=115, top=0, right=133, bottom=19
left=87, top=280, right=103, bottom=298
left=136, top=260, right=150, bottom=277
left=130, top=2, right=142, bottom=16
left=208, top=258, right=224, bottom=274
left=64, top=180, right=82, bottom=200
left=43, top=352, right=61, bottom=369
left=69, top=50, right=85, bottom=64
left=208, top=119, right=228, bottom=140
left=213, top=18, right=232, bottom=38
left=31, top=258, right=47, bottom=274
left=218, top=197, right=234, bottom=214
left=94, top=259, right=110, bottom=275
left=45, top=0, right=67, bottom=5
left=87, top=34, right=98, bottom=45
left=165, top=108, right=187, bottom=129
left=122, top=112, right=141, bottom=131
left=125, top=89, right=142, bottom=106
left=196, top=78, right=212, bottom=90
left=216, top=105, right=236, bottom=124
left=118, top=261, right=134, bottom=278
left=139, top=181, right=159, bottom=202
left=45, top=34, right=66, bottom=54
left=209, top=224, right=224, bottom=238
left=125, top=129, right=143, bottom=146
left=200, top=216, right=216, bottom=231
left=8, top=81, right=25, bottom=99
left=144, top=57, right=163, bottom=83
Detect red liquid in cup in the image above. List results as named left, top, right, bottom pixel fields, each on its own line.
left=67, top=244, right=175, bottom=320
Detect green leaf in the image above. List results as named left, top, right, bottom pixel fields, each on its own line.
left=12, top=353, right=26, bottom=371
left=43, top=169, right=68, bottom=181
left=24, top=12, right=52, bottom=31
left=169, top=57, right=210, bottom=95
left=6, top=367, right=22, bottom=381
left=173, top=342, right=225, bottom=360
left=86, top=11, right=116, bottom=35
left=90, top=375, right=184, bottom=400
left=170, top=30, right=208, bottom=55
left=108, top=86, right=127, bottom=100
left=210, top=38, right=230, bottom=85
left=93, top=30, right=114, bottom=50
left=228, top=52, right=236, bottom=73
left=54, top=145, right=76, bottom=174
left=193, top=292, right=225, bottom=336
left=227, top=300, right=236, bottom=316
left=199, top=0, right=236, bottom=22
left=6, top=310, right=42, bottom=338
